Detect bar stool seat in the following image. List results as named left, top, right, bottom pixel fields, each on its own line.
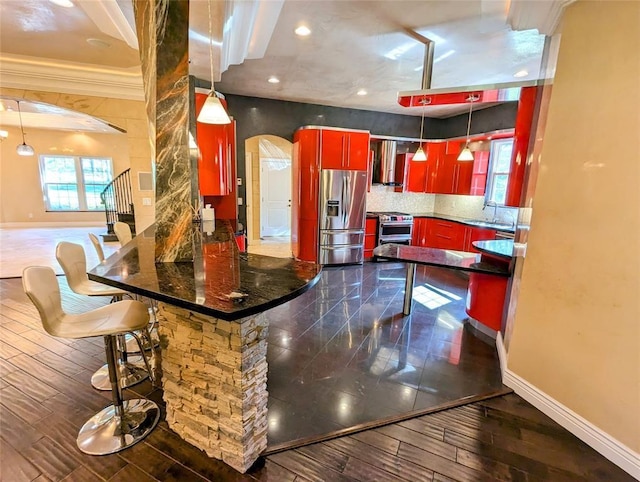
left=23, top=266, right=159, bottom=455
left=56, top=241, right=151, bottom=391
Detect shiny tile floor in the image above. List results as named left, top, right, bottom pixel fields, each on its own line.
left=265, top=261, right=505, bottom=449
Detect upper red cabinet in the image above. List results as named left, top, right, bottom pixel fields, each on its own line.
left=195, top=93, right=235, bottom=196
left=396, top=142, right=443, bottom=194
left=320, top=129, right=370, bottom=170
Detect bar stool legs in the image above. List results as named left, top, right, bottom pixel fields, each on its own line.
left=77, top=334, right=159, bottom=455
left=91, top=331, right=152, bottom=391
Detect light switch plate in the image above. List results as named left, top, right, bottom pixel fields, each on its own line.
left=238, top=197, right=243, bottom=205
left=142, top=197, right=152, bottom=206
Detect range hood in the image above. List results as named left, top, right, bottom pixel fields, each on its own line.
left=373, top=140, right=400, bottom=186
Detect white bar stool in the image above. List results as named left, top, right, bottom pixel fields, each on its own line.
left=23, top=266, right=159, bottom=455
left=114, top=221, right=133, bottom=246
left=56, top=241, right=152, bottom=391
left=87, top=234, right=161, bottom=355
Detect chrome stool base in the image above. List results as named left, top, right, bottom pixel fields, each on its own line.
left=77, top=398, right=160, bottom=455
left=91, top=361, right=148, bottom=391
left=124, top=331, right=159, bottom=354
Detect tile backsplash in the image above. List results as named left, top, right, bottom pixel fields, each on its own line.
left=366, top=186, right=519, bottom=225
left=366, top=185, right=435, bottom=213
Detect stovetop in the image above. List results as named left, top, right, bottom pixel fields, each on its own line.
left=369, top=212, right=414, bottom=222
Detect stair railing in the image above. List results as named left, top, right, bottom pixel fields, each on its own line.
left=100, top=168, right=135, bottom=235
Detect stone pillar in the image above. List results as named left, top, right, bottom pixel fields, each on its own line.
left=156, top=303, right=269, bottom=473
left=134, top=0, right=194, bottom=262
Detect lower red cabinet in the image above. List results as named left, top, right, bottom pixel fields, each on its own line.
left=364, top=217, right=378, bottom=259
left=413, top=218, right=497, bottom=252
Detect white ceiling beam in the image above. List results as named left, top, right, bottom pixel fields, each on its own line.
left=507, top=0, right=576, bottom=36
left=76, top=0, right=139, bottom=50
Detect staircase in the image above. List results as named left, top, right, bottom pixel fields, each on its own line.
left=100, top=169, right=136, bottom=242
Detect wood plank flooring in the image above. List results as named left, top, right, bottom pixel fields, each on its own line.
left=0, top=277, right=633, bottom=481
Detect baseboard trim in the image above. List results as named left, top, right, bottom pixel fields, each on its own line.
left=1, top=222, right=104, bottom=228
left=502, top=368, right=640, bottom=479
left=495, top=332, right=508, bottom=378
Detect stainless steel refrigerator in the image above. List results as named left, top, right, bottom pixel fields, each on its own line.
left=318, top=169, right=367, bottom=265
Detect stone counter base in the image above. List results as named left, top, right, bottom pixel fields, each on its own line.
left=156, top=303, right=269, bottom=473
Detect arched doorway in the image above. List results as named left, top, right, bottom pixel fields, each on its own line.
left=244, top=135, right=292, bottom=258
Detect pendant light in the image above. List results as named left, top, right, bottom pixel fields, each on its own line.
left=16, top=100, right=34, bottom=157
left=457, top=96, right=477, bottom=162
left=413, top=96, right=428, bottom=161
left=197, top=0, right=231, bottom=124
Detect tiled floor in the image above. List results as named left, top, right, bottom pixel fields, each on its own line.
left=0, top=226, right=119, bottom=279
left=265, top=261, right=505, bottom=449
left=246, top=236, right=291, bottom=258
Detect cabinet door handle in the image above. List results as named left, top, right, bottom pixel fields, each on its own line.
left=347, top=135, right=351, bottom=167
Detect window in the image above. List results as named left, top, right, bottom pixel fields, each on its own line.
left=39, top=155, right=113, bottom=211
left=485, top=139, right=513, bottom=205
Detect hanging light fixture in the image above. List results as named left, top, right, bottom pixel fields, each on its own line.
left=197, top=0, right=231, bottom=124
left=413, top=96, right=429, bottom=161
left=16, top=100, right=35, bottom=157
left=457, top=96, right=478, bottom=162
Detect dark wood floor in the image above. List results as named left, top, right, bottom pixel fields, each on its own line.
left=0, top=277, right=633, bottom=482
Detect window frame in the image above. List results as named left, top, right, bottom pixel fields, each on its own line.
left=39, top=155, right=114, bottom=212
left=485, top=138, right=514, bottom=206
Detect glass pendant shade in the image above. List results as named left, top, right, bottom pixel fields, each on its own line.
left=17, top=142, right=35, bottom=156
left=197, top=92, right=231, bottom=124
left=413, top=145, right=427, bottom=161
left=457, top=145, right=474, bottom=161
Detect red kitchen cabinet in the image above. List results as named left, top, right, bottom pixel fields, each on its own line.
left=428, top=219, right=466, bottom=250
left=292, top=129, right=321, bottom=262
left=464, top=226, right=497, bottom=252
left=196, top=93, right=234, bottom=197
left=396, top=142, right=443, bottom=193
left=505, top=86, right=538, bottom=207
left=411, top=218, right=429, bottom=247
left=320, top=129, right=370, bottom=170
left=364, top=217, right=378, bottom=259
left=470, top=150, right=489, bottom=196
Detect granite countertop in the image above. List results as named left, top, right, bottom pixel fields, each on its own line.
left=472, top=239, right=515, bottom=260
left=88, top=221, right=322, bottom=321
left=372, top=244, right=510, bottom=277
left=408, top=212, right=517, bottom=233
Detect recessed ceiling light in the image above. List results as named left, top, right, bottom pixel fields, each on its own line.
left=295, top=25, right=311, bottom=37
left=514, top=70, right=529, bottom=78
left=49, top=0, right=75, bottom=7
left=268, top=76, right=280, bottom=84
left=356, top=89, right=367, bottom=96
left=87, top=38, right=111, bottom=48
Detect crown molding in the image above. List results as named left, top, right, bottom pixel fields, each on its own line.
left=0, top=54, right=144, bottom=101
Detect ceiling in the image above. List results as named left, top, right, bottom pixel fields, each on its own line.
left=0, top=96, right=123, bottom=133
left=0, top=0, right=560, bottom=126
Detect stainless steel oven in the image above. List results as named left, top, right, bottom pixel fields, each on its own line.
left=376, top=213, right=413, bottom=245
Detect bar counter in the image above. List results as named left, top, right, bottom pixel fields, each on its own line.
left=88, top=221, right=322, bottom=473
left=88, top=221, right=322, bottom=321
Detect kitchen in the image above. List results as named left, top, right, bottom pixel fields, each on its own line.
left=0, top=1, right=636, bottom=480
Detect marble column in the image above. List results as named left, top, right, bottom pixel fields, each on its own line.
left=134, top=0, right=194, bottom=262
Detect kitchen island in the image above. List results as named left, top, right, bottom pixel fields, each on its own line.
left=373, top=243, right=510, bottom=316
left=88, top=221, right=322, bottom=473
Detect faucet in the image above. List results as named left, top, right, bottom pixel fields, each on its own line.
left=482, top=201, right=498, bottom=223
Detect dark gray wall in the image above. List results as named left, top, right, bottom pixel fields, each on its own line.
left=440, top=102, right=518, bottom=138
left=213, top=91, right=518, bottom=226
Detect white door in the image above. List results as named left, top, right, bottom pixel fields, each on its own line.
left=260, top=158, right=292, bottom=237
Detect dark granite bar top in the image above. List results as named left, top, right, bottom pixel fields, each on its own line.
left=408, top=212, right=517, bottom=233
left=372, top=243, right=510, bottom=277
left=472, top=239, right=515, bottom=260
left=88, top=221, right=322, bottom=321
